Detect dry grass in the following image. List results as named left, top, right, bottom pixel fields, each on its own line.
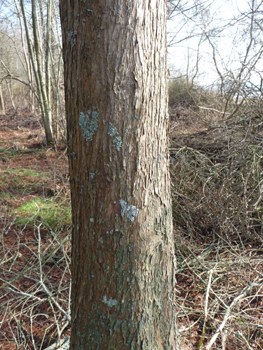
left=169, top=81, right=263, bottom=349
left=1, top=87, right=263, bottom=349
left=0, top=112, right=71, bottom=349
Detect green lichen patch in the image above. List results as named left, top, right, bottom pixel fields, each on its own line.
left=119, top=199, right=139, bottom=222
left=79, top=106, right=99, bottom=142
left=102, top=296, right=117, bottom=308
left=108, top=122, right=118, bottom=137
left=68, top=30, right=77, bottom=47
left=107, top=123, right=122, bottom=151
left=113, top=136, right=122, bottom=151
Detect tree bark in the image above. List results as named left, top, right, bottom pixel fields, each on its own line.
left=19, top=0, right=53, bottom=143
left=0, top=83, right=5, bottom=114
left=60, top=0, right=180, bottom=349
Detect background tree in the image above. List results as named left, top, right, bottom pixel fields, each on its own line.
left=60, top=0, right=180, bottom=349
left=167, top=4, right=263, bottom=346
left=167, top=0, right=263, bottom=98
left=0, top=0, right=65, bottom=143
left=0, top=20, right=29, bottom=113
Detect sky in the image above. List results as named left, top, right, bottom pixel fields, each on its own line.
left=167, top=0, right=263, bottom=88
left=0, top=0, right=261, bottom=91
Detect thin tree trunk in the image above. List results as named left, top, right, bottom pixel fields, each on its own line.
left=0, top=84, right=5, bottom=114
left=31, top=0, right=53, bottom=143
left=61, top=0, right=180, bottom=349
left=14, top=0, right=33, bottom=103
left=6, top=80, right=16, bottom=111
left=19, top=0, right=53, bottom=143
left=45, top=0, right=52, bottom=108
left=30, top=89, right=35, bottom=112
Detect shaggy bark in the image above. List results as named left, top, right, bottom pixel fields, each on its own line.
left=60, top=0, right=180, bottom=348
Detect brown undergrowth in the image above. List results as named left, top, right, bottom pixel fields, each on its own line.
left=0, top=111, right=71, bottom=349
left=1, top=100, right=263, bottom=349
left=170, top=87, right=263, bottom=349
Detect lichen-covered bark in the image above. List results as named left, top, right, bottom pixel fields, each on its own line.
left=60, top=0, right=180, bottom=349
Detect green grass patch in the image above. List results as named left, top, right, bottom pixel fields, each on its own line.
left=0, top=146, right=46, bottom=160
left=0, top=168, right=47, bottom=194
left=15, top=198, right=71, bottom=231
left=0, top=147, right=22, bottom=159
left=0, top=168, right=44, bottom=177
left=0, top=191, right=12, bottom=200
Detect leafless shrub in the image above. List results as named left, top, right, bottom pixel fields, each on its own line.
left=170, top=80, right=263, bottom=348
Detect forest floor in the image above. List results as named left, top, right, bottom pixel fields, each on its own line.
left=0, top=110, right=263, bottom=349
left=0, top=112, right=71, bottom=350
left=169, top=106, right=263, bottom=350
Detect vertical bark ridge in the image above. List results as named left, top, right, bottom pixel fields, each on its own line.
left=60, top=0, right=180, bottom=348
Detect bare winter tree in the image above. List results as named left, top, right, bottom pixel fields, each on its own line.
left=60, top=0, right=180, bottom=349
left=19, top=0, right=55, bottom=143
left=168, top=0, right=263, bottom=100
left=0, top=0, right=65, bottom=143
left=0, top=22, right=28, bottom=112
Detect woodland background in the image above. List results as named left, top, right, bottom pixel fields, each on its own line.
left=0, top=0, right=263, bottom=349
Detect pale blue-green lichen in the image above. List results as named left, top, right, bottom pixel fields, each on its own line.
left=113, top=136, right=122, bottom=151
left=68, top=30, right=77, bottom=47
left=105, top=228, right=119, bottom=235
left=90, top=218, right=94, bottom=223
left=108, top=122, right=118, bottom=137
left=70, top=152, right=76, bottom=160
left=105, top=229, right=113, bottom=235
left=119, top=199, right=139, bottom=222
left=89, top=172, right=95, bottom=179
left=108, top=122, right=122, bottom=151
left=102, top=296, right=117, bottom=308
left=79, top=106, right=99, bottom=142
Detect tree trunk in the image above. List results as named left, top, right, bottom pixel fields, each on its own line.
left=19, top=0, right=54, bottom=144
left=60, top=1, right=180, bottom=349
left=6, top=80, right=16, bottom=111
left=31, top=0, right=53, bottom=143
left=0, top=84, right=5, bottom=114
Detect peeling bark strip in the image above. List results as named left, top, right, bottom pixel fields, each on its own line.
left=60, top=0, right=180, bottom=349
